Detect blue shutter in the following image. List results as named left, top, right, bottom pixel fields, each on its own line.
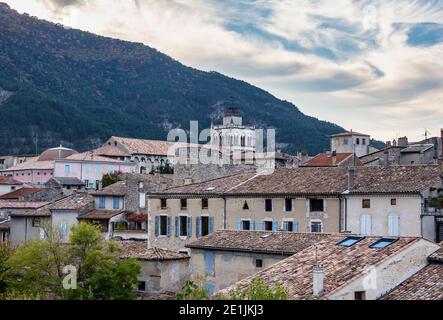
left=283, top=221, right=288, bottom=231
left=155, top=216, right=159, bottom=237
left=187, top=216, right=192, bottom=237
left=250, top=219, right=255, bottom=231
left=208, top=216, right=214, bottom=234
left=196, top=216, right=202, bottom=238
left=205, top=282, right=215, bottom=296
left=205, top=251, right=215, bottom=276
left=167, top=216, right=172, bottom=237
left=175, top=217, right=179, bottom=237
left=236, top=220, right=242, bottom=230
left=272, top=221, right=278, bottom=231
left=258, top=220, right=264, bottom=231
left=293, top=222, right=299, bottom=233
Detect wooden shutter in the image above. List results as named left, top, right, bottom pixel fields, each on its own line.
left=187, top=216, right=192, bottom=237
left=196, top=216, right=202, bottom=238
left=249, top=219, right=255, bottom=231
left=175, top=216, right=179, bottom=237
left=389, top=215, right=400, bottom=237
left=258, top=220, right=264, bottom=231
left=236, top=220, right=242, bottom=230
left=167, top=216, right=171, bottom=237
left=208, top=217, right=214, bottom=234
left=272, top=221, right=278, bottom=231
left=155, top=216, right=159, bottom=237
left=293, top=222, right=299, bottom=233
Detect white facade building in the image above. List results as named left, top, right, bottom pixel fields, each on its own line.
left=331, top=131, right=371, bottom=157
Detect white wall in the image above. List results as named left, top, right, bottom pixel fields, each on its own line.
left=346, top=195, right=422, bottom=237
left=0, top=184, right=22, bottom=196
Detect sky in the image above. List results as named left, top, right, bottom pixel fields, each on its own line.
left=4, top=0, right=443, bottom=142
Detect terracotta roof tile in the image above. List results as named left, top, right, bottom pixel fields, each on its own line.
left=63, top=152, right=131, bottom=163
left=118, top=241, right=190, bottom=261
left=92, top=181, right=127, bottom=196
left=331, top=131, right=370, bottom=137
left=1, top=159, right=53, bottom=171
left=0, top=187, right=44, bottom=200
left=0, top=176, right=22, bottom=185
left=111, top=136, right=180, bottom=156
left=219, top=235, right=421, bottom=300
left=78, top=210, right=123, bottom=220
left=305, top=153, right=359, bottom=167
left=0, top=201, right=49, bottom=209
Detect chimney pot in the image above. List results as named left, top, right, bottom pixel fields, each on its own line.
left=332, top=151, right=337, bottom=166
left=348, top=167, right=355, bottom=191
left=313, top=266, right=325, bottom=297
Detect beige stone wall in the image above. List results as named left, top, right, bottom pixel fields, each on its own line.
left=189, top=248, right=289, bottom=293
left=138, top=259, right=190, bottom=293
left=226, top=197, right=341, bottom=233
left=148, top=198, right=225, bottom=251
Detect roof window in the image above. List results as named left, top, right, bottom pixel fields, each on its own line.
left=337, top=236, right=365, bottom=247
left=369, top=238, right=397, bottom=249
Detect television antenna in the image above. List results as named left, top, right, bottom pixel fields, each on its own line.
left=423, top=127, right=431, bottom=141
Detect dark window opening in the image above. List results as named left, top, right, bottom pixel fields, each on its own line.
left=391, top=198, right=397, bottom=206
left=202, top=198, right=209, bottom=210
left=310, top=199, right=324, bottom=212
left=311, top=221, right=322, bottom=233
left=138, top=281, right=146, bottom=291
left=180, top=216, right=188, bottom=236
left=160, top=199, right=167, bottom=209
left=356, top=138, right=360, bottom=145
left=255, top=259, right=263, bottom=268
left=264, top=221, right=273, bottom=231
left=285, top=198, right=293, bottom=212
left=32, top=218, right=41, bottom=228
left=242, top=220, right=251, bottom=230
left=243, top=201, right=249, bottom=210
left=201, top=216, right=209, bottom=237
left=181, top=199, right=187, bottom=210
left=265, top=199, right=273, bottom=212
left=286, top=221, right=294, bottom=232
left=160, top=216, right=168, bottom=236
left=354, top=291, right=366, bottom=300
left=362, top=199, right=371, bottom=208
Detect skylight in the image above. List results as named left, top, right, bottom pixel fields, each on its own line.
left=206, top=187, right=216, bottom=191
left=337, top=236, right=365, bottom=247
left=370, top=238, right=397, bottom=249
left=260, top=234, right=272, bottom=239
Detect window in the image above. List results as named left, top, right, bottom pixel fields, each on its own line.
left=362, top=199, right=371, bottom=208
left=200, top=216, right=211, bottom=237
left=179, top=216, right=188, bottom=237
left=362, top=139, right=367, bottom=145
left=354, top=291, right=366, bottom=300
left=202, top=198, right=209, bottom=210
left=388, top=215, right=400, bottom=237
left=283, top=221, right=297, bottom=232
left=391, top=198, right=397, bottom=206
left=139, top=193, right=146, bottom=209
left=11, top=186, right=16, bottom=191
left=360, top=214, right=372, bottom=235
left=338, top=236, right=365, bottom=247
left=255, top=259, right=263, bottom=268
left=242, top=220, right=251, bottom=231
left=158, top=216, right=169, bottom=236
left=59, top=222, right=68, bottom=239
left=311, top=221, right=322, bottom=233
left=64, top=165, right=71, bottom=175
left=265, top=199, right=273, bottom=212
left=264, top=221, right=273, bottom=231
left=310, top=199, right=324, bottom=212
left=181, top=199, right=188, bottom=210
left=160, top=199, right=167, bottom=209
left=32, top=218, right=41, bottom=228
left=113, top=196, right=120, bottom=209
left=184, top=178, right=193, bottom=185
left=370, top=238, right=397, bottom=249
left=356, top=138, right=360, bottom=145
left=243, top=201, right=249, bottom=210
left=98, top=196, right=106, bottom=209
left=343, top=138, right=349, bottom=145
left=285, top=199, right=293, bottom=212
left=138, top=281, right=146, bottom=291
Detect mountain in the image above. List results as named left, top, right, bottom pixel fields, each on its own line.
left=0, top=3, right=351, bottom=156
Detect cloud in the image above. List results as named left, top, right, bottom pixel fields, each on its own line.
left=4, top=0, right=443, bottom=141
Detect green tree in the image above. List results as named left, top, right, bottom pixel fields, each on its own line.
left=2, top=222, right=140, bottom=300
left=101, top=172, right=123, bottom=188
left=176, top=277, right=210, bottom=300
left=0, top=241, right=14, bottom=295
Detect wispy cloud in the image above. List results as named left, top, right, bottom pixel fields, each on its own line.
left=4, top=0, right=443, bottom=141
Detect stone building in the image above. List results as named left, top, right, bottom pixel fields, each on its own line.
left=331, top=131, right=371, bottom=157
left=218, top=233, right=439, bottom=300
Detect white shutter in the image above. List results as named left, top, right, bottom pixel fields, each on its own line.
left=360, top=214, right=371, bottom=235
left=139, top=192, right=146, bottom=209
left=389, top=215, right=400, bottom=237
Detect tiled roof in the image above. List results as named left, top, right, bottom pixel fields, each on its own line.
left=1, top=159, right=53, bottom=171
left=0, top=201, right=49, bottom=209
left=186, top=230, right=336, bottom=255
left=111, top=136, right=181, bottom=156
left=118, top=241, right=190, bottom=261
left=381, top=264, right=443, bottom=300
left=0, top=176, right=22, bottom=185
left=220, top=235, right=421, bottom=300
left=92, top=181, right=127, bottom=196
left=155, top=166, right=442, bottom=196
left=93, top=145, right=131, bottom=157
left=305, top=153, right=358, bottom=167
left=428, top=246, right=443, bottom=263
left=48, top=193, right=94, bottom=211
left=0, top=187, right=44, bottom=200
left=52, top=177, right=84, bottom=186
left=78, top=210, right=123, bottom=220
left=359, top=147, right=403, bottom=165
left=0, top=220, right=10, bottom=231
left=400, top=144, right=434, bottom=154
left=62, top=152, right=131, bottom=163
left=331, top=131, right=370, bottom=137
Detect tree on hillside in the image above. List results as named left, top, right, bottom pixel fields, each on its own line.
left=2, top=222, right=140, bottom=300
left=102, top=172, right=124, bottom=188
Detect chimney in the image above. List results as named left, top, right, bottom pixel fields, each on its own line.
left=7, top=175, right=13, bottom=184
left=398, top=136, right=409, bottom=147
left=348, top=167, right=355, bottom=192
left=384, top=148, right=389, bottom=168
left=313, top=266, right=325, bottom=297
left=386, top=141, right=392, bottom=147
left=331, top=151, right=337, bottom=166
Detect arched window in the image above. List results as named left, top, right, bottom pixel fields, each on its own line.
left=360, top=214, right=372, bottom=235
left=388, top=214, right=400, bottom=237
